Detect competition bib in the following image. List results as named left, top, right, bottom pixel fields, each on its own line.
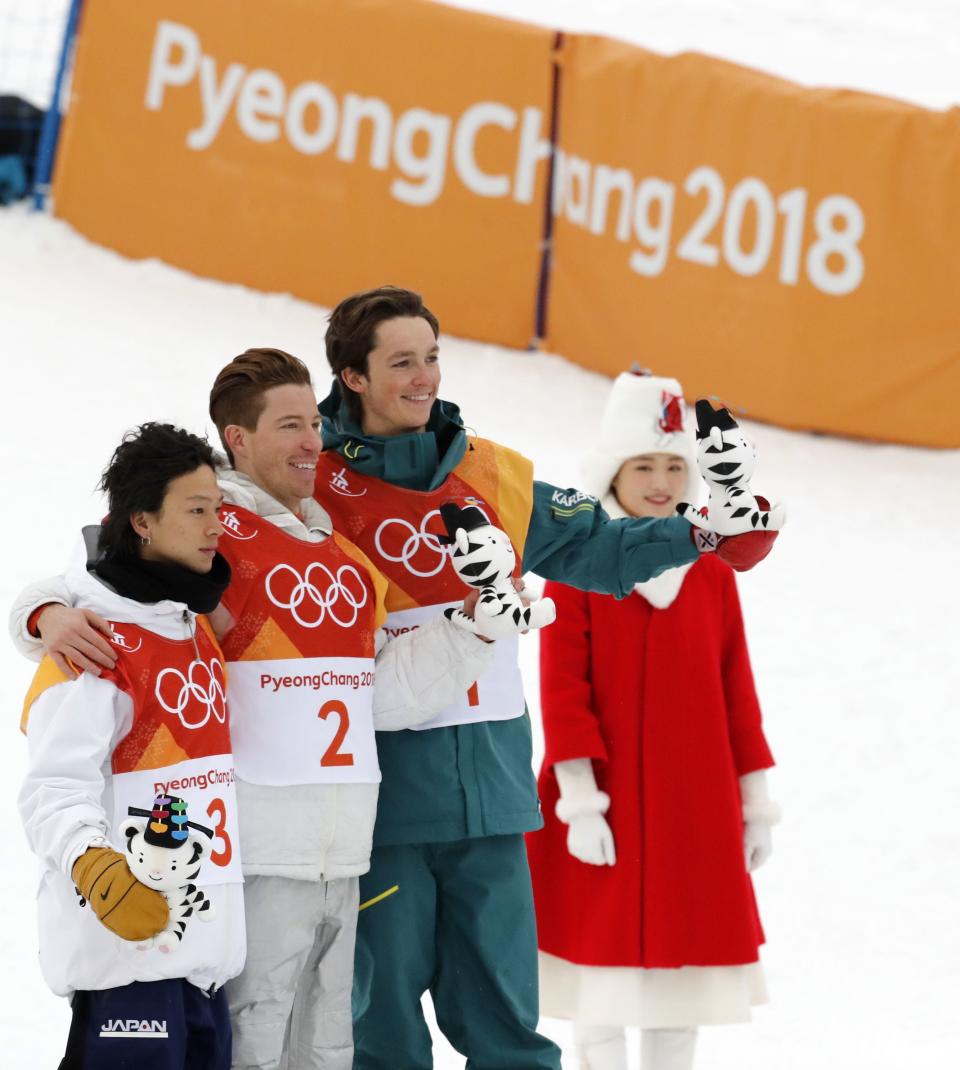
left=228, top=656, right=379, bottom=784
left=217, top=504, right=386, bottom=785
left=315, top=440, right=535, bottom=730
left=101, top=621, right=242, bottom=885
left=384, top=604, right=525, bottom=731
left=111, top=756, right=241, bottom=885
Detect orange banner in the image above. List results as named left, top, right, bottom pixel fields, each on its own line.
left=52, top=0, right=555, bottom=348
left=545, top=38, right=960, bottom=447
left=52, top=4, right=960, bottom=446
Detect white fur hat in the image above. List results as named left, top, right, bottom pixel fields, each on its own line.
left=580, top=369, right=701, bottom=504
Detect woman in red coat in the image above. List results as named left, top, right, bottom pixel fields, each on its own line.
left=526, top=370, right=780, bottom=1070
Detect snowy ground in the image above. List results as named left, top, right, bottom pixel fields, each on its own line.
left=2, top=204, right=959, bottom=1068
left=2, top=1, right=960, bottom=1067
left=5, top=0, right=960, bottom=110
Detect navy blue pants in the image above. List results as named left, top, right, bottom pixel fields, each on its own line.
left=59, top=978, right=231, bottom=1070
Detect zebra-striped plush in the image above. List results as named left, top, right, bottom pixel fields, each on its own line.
left=677, top=400, right=786, bottom=536
left=440, top=503, right=556, bottom=640
left=119, top=818, right=215, bottom=953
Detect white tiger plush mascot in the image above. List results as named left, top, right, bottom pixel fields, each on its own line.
left=439, top=502, right=556, bottom=640
left=677, top=400, right=786, bottom=535
left=119, top=793, right=215, bottom=954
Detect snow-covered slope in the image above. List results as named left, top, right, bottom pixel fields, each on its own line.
left=1, top=204, right=958, bottom=1067
left=2, top=0, right=959, bottom=1064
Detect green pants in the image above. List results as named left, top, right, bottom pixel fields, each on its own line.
left=353, top=834, right=561, bottom=1070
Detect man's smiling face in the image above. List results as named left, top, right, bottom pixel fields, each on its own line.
left=341, top=315, right=441, bottom=437
left=227, top=382, right=322, bottom=511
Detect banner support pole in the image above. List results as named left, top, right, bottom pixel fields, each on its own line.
left=530, top=32, right=565, bottom=350
left=32, top=0, right=85, bottom=211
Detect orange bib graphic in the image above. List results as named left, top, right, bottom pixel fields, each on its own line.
left=217, top=504, right=385, bottom=784
left=314, top=439, right=534, bottom=730
left=99, top=621, right=239, bottom=885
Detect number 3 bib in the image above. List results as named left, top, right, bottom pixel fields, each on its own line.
left=217, top=505, right=387, bottom=786
left=103, top=620, right=241, bottom=885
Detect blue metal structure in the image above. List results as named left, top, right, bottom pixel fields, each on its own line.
left=32, top=0, right=84, bottom=211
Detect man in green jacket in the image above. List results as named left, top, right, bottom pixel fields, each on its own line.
left=315, top=286, right=773, bottom=1069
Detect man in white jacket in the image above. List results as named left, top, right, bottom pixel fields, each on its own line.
left=13, top=349, right=496, bottom=1070
left=19, top=423, right=244, bottom=1070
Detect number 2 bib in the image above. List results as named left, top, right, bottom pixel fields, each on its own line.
left=217, top=505, right=386, bottom=785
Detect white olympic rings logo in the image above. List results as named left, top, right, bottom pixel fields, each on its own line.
left=265, top=561, right=368, bottom=629
left=374, top=510, right=453, bottom=578
left=155, top=657, right=227, bottom=730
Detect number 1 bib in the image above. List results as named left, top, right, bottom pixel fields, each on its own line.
left=314, top=438, right=535, bottom=731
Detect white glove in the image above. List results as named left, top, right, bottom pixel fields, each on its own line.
left=566, top=811, right=616, bottom=866
left=554, top=758, right=616, bottom=867
left=743, top=820, right=772, bottom=871
left=740, top=770, right=781, bottom=872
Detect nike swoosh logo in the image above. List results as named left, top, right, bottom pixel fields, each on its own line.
left=99, top=881, right=113, bottom=901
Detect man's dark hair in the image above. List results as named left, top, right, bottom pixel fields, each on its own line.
left=209, top=347, right=313, bottom=465
left=325, top=286, right=439, bottom=422
left=98, top=423, right=217, bottom=562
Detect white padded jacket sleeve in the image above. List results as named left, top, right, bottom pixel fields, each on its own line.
left=18, top=674, right=130, bottom=877
left=372, top=616, right=496, bottom=731
left=9, top=574, right=72, bottom=662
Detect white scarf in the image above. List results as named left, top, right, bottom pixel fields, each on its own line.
left=217, top=468, right=333, bottom=543
left=602, top=492, right=692, bottom=610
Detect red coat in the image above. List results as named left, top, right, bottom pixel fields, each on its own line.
left=526, top=555, right=773, bottom=969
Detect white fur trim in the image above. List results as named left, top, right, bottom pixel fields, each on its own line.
left=580, top=371, right=702, bottom=505
left=742, top=799, right=782, bottom=826
left=601, top=494, right=693, bottom=608
left=555, top=791, right=611, bottom=824
left=539, top=951, right=768, bottom=1027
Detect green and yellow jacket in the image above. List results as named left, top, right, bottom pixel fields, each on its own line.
left=317, top=382, right=698, bottom=846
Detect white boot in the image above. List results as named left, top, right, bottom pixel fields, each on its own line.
left=641, top=1027, right=698, bottom=1070
left=574, top=1022, right=628, bottom=1070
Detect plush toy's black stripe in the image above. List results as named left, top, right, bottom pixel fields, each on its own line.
left=460, top=559, right=492, bottom=578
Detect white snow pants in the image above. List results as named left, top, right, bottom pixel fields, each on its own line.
left=226, top=874, right=359, bottom=1070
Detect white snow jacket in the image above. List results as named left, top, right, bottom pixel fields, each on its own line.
left=11, top=470, right=496, bottom=881
left=18, top=548, right=246, bottom=998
